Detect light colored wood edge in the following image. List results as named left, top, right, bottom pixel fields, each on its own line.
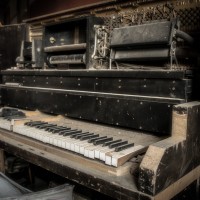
left=171, top=110, right=187, bottom=138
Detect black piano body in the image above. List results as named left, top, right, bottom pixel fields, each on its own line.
left=0, top=1, right=200, bottom=199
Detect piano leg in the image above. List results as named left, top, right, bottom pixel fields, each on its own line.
left=0, top=149, right=5, bottom=173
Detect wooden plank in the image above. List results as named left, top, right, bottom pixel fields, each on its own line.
left=0, top=149, right=5, bottom=173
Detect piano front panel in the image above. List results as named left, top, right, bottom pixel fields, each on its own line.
left=1, top=70, right=192, bottom=99
left=0, top=86, right=183, bottom=134
left=0, top=70, right=191, bottom=134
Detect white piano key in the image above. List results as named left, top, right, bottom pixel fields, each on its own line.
left=0, top=118, right=12, bottom=130
left=57, top=136, right=75, bottom=150
left=94, top=145, right=114, bottom=160
left=70, top=138, right=88, bottom=151
left=105, top=154, right=112, bottom=166
left=94, top=146, right=111, bottom=159
left=100, top=147, right=115, bottom=161
left=74, top=141, right=89, bottom=153
left=79, top=143, right=93, bottom=155
left=53, top=134, right=69, bottom=146
left=84, top=145, right=101, bottom=159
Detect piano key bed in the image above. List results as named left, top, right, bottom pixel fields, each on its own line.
left=0, top=108, right=163, bottom=170
left=13, top=120, right=145, bottom=167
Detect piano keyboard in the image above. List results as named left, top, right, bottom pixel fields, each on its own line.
left=11, top=120, right=143, bottom=167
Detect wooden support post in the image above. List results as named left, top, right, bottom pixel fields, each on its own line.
left=0, top=149, right=5, bottom=173
left=138, top=101, right=200, bottom=197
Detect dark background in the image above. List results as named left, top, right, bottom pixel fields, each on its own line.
left=0, top=0, right=104, bottom=25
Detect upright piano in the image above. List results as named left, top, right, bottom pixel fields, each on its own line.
left=0, top=1, right=200, bottom=199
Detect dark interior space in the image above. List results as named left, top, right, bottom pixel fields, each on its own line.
left=0, top=0, right=107, bottom=25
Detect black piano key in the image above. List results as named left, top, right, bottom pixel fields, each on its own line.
left=37, top=124, right=57, bottom=129
left=109, top=141, right=128, bottom=149
left=63, top=130, right=82, bottom=136
left=31, top=122, right=49, bottom=127
left=70, top=132, right=89, bottom=139
left=88, top=136, right=107, bottom=143
left=102, top=139, right=122, bottom=147
left=52, top=127, right=71, bottom=133
left=27, top=121, right=45, bottom=125
left=27, top=121, right=47, bottom=127
left=58, top=129, right=73, bottom=135
left=59, top=129, right=78, bottom=135
left=46, top=127, right=59, bottom=132
left=25, top=121, right=43, bottom=126
left=45, top=126, right=60, bottom=132
left=115, top=143, right=134, bottom=152
left=80, top=134, right=99, bottom=141
left=93, top=137, right=113, bottom=146
left=74, top=132, right=91, bottom=139
left=68, top=131, right=83, bottom=137
left=70, top=131, right=86, bottom=138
